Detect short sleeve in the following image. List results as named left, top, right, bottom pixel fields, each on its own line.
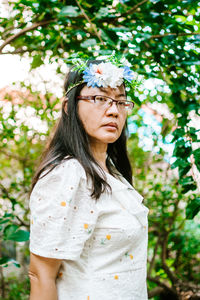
left=29, top=159, right=98, bottom=260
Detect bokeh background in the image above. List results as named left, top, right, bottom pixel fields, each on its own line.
left=0, top=0, right=200, bottom=299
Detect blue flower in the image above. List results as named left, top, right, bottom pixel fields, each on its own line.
left=83, top=64, right=103, bottom=88
left=82, top=63, right=135, bottom=88
left=123, top=66, right=134, bottom=82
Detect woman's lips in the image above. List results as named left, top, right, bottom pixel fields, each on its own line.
left=103, top=123, right=118, bottom=131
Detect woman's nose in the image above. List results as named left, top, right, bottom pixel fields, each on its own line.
left=105, top=101, right=119, bottom=116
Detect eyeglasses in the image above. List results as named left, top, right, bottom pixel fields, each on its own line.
left=77, top=95, right=134, bottom=111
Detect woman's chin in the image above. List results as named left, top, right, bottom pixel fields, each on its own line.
left=101, top=134, right=120, bottom=144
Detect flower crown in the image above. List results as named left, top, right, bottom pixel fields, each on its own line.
left=65, top=55, right=141, bottom=99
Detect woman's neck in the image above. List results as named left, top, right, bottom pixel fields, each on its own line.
left=90, top=142, right=109, bottom=173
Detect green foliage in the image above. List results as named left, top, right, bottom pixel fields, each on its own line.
left=58, top=6, right=80, bottom=18
left=186, top=197, right=200, bottom=219
left=0, top=213, right=29, bottom=267
left=0, top=89, right=59, bottom=275
left=0, top=0, right=200, bottom=298
left=80, top=38, right=97, bottom=48
left=31, top=55, right=43, bottom=69
left=0, top=257, right=20, bottom=268
left=0, top=276, right=30, bottom=300
left=128, top=131, right=200, bottom=297
left=3, top=224, right=29, bottom=243
left=193, top=148, right=200, bottom=172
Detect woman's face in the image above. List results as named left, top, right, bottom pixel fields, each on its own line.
left=77, top=84, right=127, bottom=147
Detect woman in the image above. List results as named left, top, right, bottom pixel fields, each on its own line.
left=29, top=59, right=149, bottom=300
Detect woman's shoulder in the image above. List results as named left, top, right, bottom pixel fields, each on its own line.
left=59, top=157, right=86, bottom=177
left=38, top=157, right=87, bottom=187
left=30, top=158, right=89, bottom=202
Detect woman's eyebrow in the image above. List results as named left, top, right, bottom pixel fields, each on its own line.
left=99, top=87, right=109, bottom=93
left=117, top=93, right=126, bottom=97
left=99, top=88, right=126, bottom=97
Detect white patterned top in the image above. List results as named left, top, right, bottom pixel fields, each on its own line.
left=29, top=158, right=149, bottom=300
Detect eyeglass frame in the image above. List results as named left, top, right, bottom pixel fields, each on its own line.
left=76, top=95, right=134, bottom=111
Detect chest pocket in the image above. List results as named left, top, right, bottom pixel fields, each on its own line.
left=94, top=184, right=148, bottom=246
left=105, top=172, right=149, bottom=227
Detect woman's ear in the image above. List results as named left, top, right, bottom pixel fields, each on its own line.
left=63, top=98, right=68, bottom=114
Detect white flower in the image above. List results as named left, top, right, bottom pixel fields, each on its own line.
left=83, top=62, right=124, bottom=88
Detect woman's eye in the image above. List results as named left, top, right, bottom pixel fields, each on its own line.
left=96, top=96, right=107, bottom=102
left=118, top=101, right=126, bottom=106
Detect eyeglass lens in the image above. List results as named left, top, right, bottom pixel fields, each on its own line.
left=94, top=96, right=133, bottom=110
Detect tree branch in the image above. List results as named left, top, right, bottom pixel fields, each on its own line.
left=16, top=215, right=29, bottom=228
left=0, top=149, right=27, bottom=162
left=185, top=126, right=200, bottom=192
left=0, top=182, right=29, bottom=226
left=158, top=65, right=171, bottom=85
left=0, top=48, right=45, bottom=55
left=0, top=19, right=55, bottom=53
left=120, top=0, right=149, bottom=17
left=0, top=49, right=31, bottom=55
left=74, top=0, right=106, bottom=46
left=0, top=182, right=11, bottom=199
left=161, top=233, right=178, bottom=284
left=148, top=287, right=164, bottom=298
left=123, top=31, right=199, bottom=57
left=163, top=10, right=196, bottom=17
left=148, top=235, right=160, bottom=276
left=0, top=266, right=5, bottom=299
left=150, top=32, right=200, bottom=39
left=147, top=275, right=174, bottom=292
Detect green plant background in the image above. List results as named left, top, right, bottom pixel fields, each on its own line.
left=0, top=0, right=200, bottom=299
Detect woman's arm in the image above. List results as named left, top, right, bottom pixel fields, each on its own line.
left=29, top=252, right=62, bottom=300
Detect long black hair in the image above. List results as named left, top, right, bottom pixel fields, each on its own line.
left=31, top=60, right=132, bottom=199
